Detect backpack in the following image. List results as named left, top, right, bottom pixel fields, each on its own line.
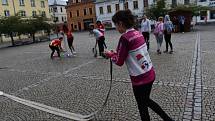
left=165, top=22, right=173, bottom=33
left=153, top=23, right=160, bottom=35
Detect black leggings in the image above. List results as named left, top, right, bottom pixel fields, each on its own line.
left=49, top=45, right=60, bottom=57
left=97, top=36, right=105, bottom=56
left=133, top=82, right=172, bottom=121
left=142, top=32, right=150, bottom=50
left=164, top=32, right=173, bottom=51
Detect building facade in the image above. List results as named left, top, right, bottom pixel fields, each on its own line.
left=66, top=0, right=96, bottom=31
left=165, top=0, right=215, bottom=23
left=49, top=0, right=67, bottom=24
left=0, top=0, right=50, bottom=18
left=95, top=0, right=146, bottom=28
left=197, top=0, right=215, bottom=23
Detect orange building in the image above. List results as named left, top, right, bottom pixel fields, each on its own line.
left=66, top=0, right=96, bottom=31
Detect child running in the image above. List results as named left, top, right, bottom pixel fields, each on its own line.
left=104, top=10, right=174, bottom=121
left=49, top=37, right=63, bottom=59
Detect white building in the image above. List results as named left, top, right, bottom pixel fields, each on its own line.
left=49, top=0, right=67, bottom=24
left=95, top=0, right=152, bottom=28
left=197, top=0, right=215, bottom=23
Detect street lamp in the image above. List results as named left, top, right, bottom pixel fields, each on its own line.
left=53, top=0, right=58, bottom=37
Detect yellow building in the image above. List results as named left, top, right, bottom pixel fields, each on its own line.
left=0, top=0, right=50, bottom=18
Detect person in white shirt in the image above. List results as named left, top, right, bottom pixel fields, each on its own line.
left=141, top=15, right=151, bottom=50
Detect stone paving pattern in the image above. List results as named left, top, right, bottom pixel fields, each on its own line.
left=200, top=26, right=215, bottom=121
left=0, top=25, right=214, bottom=121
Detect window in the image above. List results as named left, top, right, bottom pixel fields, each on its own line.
left=184, top=0, right=189, bottom=4
left=115, top=4, right=119, bottom=11
left=99, top=7, right=103, bottom=14
left=55, top=17, right=59, bottom=22
left=133, top=1, right=138, bottom=9
left=2, top=0, right=8, bottom=5
left=41, top=11, right=46, bottom=17
left=62, top=17, right=64, bottom=21
left=107, top=5, right=111, bottom=13
left=210, top=10, right=215, bottom=19
left=53, top=7, right=57, bottom=13
left=30, top=0, right=35, bottom=7
left=4, top=10, right=10, bottom=17
left=61, top=7, right=63, bottom=12
left=41, top=1, right=45, bottom=8
left=32, top=11, right=36, bottom=17
left=144, top=0, right=148, bottom=7
left=20, top=11, right=26, bottom=16
left=84, top=9, right=87, bottom=15
left=70, top=12, right=72, bottom=18
left=77, top=10, right=79, bottom=17
left=19, top=0, right=25, bottom=6
left=89, top=8, right=92, bottom=15
left=124, top=2, right=128, bottom=9
left=172, top=0, right=177, bottom=7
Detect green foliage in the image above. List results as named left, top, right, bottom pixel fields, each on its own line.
left=170, top=4, right=211, bottom=17
left=145, top=1, right=211, bottom=20
left=0, top=16, right=52, bottom=45
left=145, top=0, right=168, bottom=20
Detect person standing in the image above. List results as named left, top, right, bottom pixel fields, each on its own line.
left=163, top=15, right=174, bottom=54
left=141, top=15, right=151, bottom=50
left=154, top=17, right=164, bottom=54
left=179, top=16, right=185, bottom=33
left=62, top=24, right=73, bottom=57
left=67, top=30, right=76, bottom=54
left=96, top=20, right=107, bottom=49
left=91, top=25, right=106, bottom=58
left=105, top=10, right=173, bottom=121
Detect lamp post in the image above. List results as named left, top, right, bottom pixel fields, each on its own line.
left=53, top=0, right=58, bottom=37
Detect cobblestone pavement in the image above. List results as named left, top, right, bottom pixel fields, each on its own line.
left=200, top=26, right=215, bottom=121
left=0, top=25, right=214, bottom=121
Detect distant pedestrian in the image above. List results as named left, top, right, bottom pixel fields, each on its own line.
left=96, top=20, right=107, bottom=49
left=49, top=37, right=63, bottom=59
left=67, top=30, right=76, bottom=54
left=91, top=25, right=106, bottom=58
left=62, top=25, right=73, bottom=57
left=141, top=15, right=151, bottom=50
left=179, top=16, right=185, bottom=33
left=154, top=17, right=164, bottom=54
left=163, top=15, right=174, bottom=54
left=105, top=10, right=173, bottom=121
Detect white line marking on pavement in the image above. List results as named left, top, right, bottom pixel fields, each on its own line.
left=0, top=91, right=93, bottom=121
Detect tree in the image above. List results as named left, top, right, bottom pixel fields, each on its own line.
left=145, top=0, right=167, bottom=20
left=0, top=16, right=52, bottom=45
left=0, top=16, right=21, bottom=46
left=170, top=4, right=210, bottom=17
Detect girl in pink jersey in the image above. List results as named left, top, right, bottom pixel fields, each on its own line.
left=104, top=10, right=173, bottom=121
